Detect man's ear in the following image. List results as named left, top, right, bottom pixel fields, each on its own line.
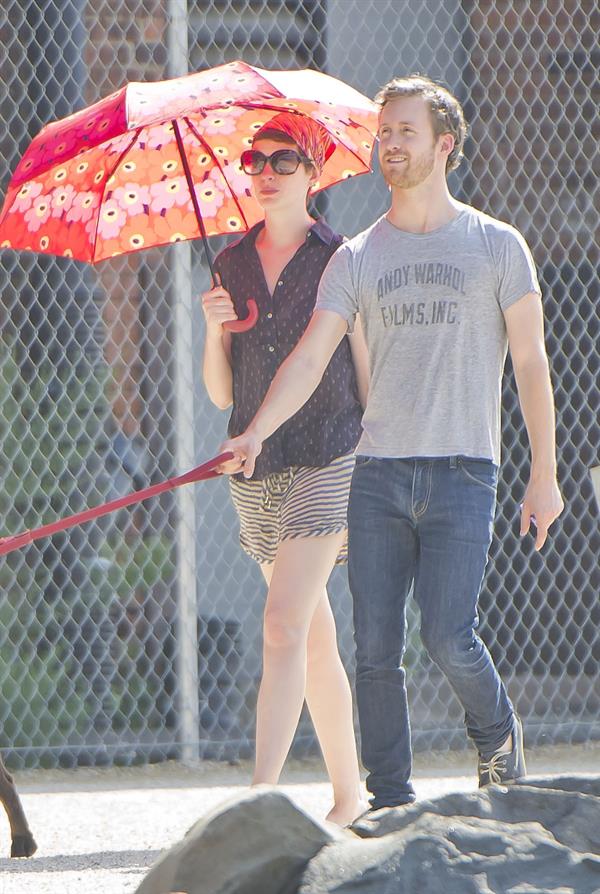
left=440, top=133, right=455, bottom=160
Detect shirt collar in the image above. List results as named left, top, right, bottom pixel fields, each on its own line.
left=308, top=218, right=338, bottom=245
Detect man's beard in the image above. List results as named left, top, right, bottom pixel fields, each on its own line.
left=382, top=146, right=436, bottom=189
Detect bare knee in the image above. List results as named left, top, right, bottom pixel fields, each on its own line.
left=263, top=609, right=307, bottom=653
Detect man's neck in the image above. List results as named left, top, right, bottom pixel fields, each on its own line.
left=386, top=181, right=462, bottom=234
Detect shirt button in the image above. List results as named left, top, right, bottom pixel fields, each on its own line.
left=277, top=280, right=283, bottom=286
left=266, top=312, right=273, bottom=319
left=268, top=345, right=275, bottom=352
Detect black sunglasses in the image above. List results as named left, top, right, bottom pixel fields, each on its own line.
left=240, top=148, right=312, bottom=176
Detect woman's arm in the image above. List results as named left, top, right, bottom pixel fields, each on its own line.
left=202, top=327, right=233, bottom=410
left=348, top=313, right=369, bottom=410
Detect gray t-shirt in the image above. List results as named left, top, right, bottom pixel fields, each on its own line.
left=315, top=205, right=540, bottom=465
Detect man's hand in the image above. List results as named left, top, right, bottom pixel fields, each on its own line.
left=520, top=476, right=564, bottom=551
left=218, top=429, right=264, bottom=478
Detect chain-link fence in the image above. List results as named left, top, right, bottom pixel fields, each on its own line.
left=0, top=0, right=598, bottom=768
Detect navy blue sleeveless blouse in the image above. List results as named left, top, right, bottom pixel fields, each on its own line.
left=214, top=219, right=363, bottom=481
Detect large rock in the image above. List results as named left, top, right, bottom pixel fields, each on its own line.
left=516, top=774, right=600, bottom=797
left=135, top=787, right=341, bottom=894
left=135, top=776, right=600, bottom=894
left=300, top=811, right=600, bottom=893
left=351, top=783, right=600, bottom=855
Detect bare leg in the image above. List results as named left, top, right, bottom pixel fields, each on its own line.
left=255, top=533, right=365, bottom=825
left=305, top=592, right=367, bottom=825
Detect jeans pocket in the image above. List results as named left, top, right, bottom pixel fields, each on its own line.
left=355, top=455, right=377, bottom=468
left=457, top=458, right=498, bottom=494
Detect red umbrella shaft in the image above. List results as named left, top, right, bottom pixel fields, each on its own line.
left=171, top=118, right=258, bottom=334
left=172, top=117, right=216, bottom=283
left=0, top=451, right=233, bottom=557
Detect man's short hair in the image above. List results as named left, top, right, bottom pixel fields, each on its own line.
left=374, top=75, right=467, bottom=173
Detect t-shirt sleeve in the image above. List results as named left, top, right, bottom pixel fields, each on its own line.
left=495, top=227, right=541, bottom=311
left=314, top=244, right=359, bottom=332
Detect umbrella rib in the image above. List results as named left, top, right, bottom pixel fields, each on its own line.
left=91, top=128, right=142, bottom=262
left=183, top=116, right=251, bottom=232
left=172, top=118, right=219, bottom=282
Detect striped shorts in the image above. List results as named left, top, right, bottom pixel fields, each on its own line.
left=229, top=453, right=355, bottom=566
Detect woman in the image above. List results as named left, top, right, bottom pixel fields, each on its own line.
left=200, top=112, right=368, bottom=825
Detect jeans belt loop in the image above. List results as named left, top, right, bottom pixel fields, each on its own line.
left=449, top=455, right=458, bottom=470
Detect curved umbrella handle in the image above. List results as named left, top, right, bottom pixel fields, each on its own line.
left=223, top=299, right=259, bottom=333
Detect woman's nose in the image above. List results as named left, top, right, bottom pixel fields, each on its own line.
left=259, top=163, right=275, bottom=179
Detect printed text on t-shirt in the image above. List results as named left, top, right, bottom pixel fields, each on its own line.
left=377, top=263, right=466, bottom=328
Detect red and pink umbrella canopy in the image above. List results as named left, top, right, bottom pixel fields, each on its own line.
left=0, top=60, right=378, bottom=264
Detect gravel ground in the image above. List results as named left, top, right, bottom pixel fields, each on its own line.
left=1, top=744, right=598, bottom=894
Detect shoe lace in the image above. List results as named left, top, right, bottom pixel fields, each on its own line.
left=480, top=751, right=508, bottom=784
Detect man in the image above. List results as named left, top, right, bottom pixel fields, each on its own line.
left=220, top=75, right=564, bottom=810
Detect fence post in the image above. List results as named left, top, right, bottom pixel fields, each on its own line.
left=167, top=0, right=199, bottom=763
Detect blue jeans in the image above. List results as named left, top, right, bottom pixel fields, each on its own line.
left=348, top=456, right=514, bottom=808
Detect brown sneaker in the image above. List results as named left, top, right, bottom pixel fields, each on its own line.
left=478, top=715, right=526, bottom=787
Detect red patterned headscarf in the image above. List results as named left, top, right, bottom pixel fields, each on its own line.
left=253, top=112, right=336, bottom=173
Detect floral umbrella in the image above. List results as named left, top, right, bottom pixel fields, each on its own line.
left=0, top=62, right=378, bottom=550
left=0, top=60, right=377, bottom=270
